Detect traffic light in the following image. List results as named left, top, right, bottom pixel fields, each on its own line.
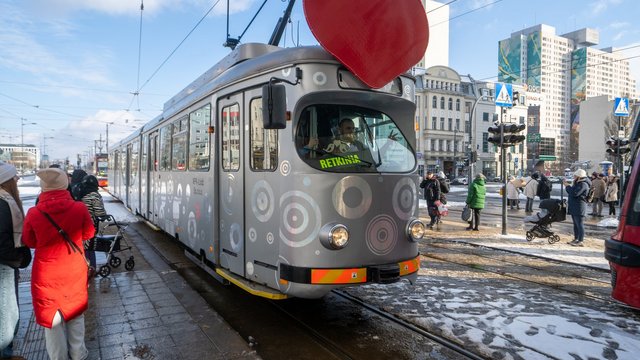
left=464, top=158, right=469, bottom=167
left=606, top=137, right=631, bottom=156
left=487, top=124, right=527, bottom=147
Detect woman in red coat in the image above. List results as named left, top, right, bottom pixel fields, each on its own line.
left=22, top=168, right=95, bottom=360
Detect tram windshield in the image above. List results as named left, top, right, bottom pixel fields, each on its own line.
left=296, top=104, right=415, bottom=173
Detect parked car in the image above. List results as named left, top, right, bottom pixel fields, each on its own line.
left=605, top=117, right=640, bottom=309
left=451, top=177, right=468, bottom=185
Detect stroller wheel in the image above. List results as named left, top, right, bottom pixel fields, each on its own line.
left=125, top=258, right=135, bottom=271
left=109, top=256, right=121, bottom=268
left=98, top=265, right=111, bottom=278
left=526, top=231, right=533, bottom=242
left=549, top=235, right=560, bottom=244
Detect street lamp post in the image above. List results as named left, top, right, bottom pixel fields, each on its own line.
left=20, top=118, right=37, bottom=172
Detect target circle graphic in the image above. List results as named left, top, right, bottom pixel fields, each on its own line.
left=280, top=160, right=291, bottom=176
left=229, top=223, right=242, bottom=252
left=187, top=211, right=197, bottom=247
left=392, top=177, right=417, bottom=220
left=313, top=71, right=327, bottom=85
left=251, top=180, right=275, bottom=222
left=246, top=262, right=254, bottom=276
left=248, top=227, right=257, bottom=242
left=366, top=214, right=398, bottom=255
left=266, top=232, right=274, bottom=245
left=332, top=176, right=372, bottom=219
left=279, top=191, right=321, bottom=248
left=222, top=174, right=235, bottom=215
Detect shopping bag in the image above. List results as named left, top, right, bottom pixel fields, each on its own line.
left=461, top=205, right=471, bottom=222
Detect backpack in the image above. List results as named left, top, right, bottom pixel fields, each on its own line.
left=439, top=180, right=450, bottom=194
left=537, top=177, right=552, bottom=198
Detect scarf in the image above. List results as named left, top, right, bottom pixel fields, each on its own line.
left=0, top=188, right=24, bottom=247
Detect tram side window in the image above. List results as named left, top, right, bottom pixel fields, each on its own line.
left=130, top=140, right=139, bottom=184
left=222, top=104, right=240, bottom=171
left=172, top=117, right=188, bottom=171
left=159, top=125, right=172, bottom=171
left=250, top=98, right=277, bottom=171
left=189, top=104, right=211, bottom=171
left=141, top=134, right=148, bottom=172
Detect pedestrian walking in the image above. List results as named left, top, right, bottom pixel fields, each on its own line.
left=605, top=175, right=619, bottom=216
left=75, top=175, right=107, bottom=277
left=0, top=162, right=28, bottom=360
left=506, top=175, right=521, bottom=210
left=419, top=171, right=440, bottom=229
left=565, top=169, right=591, bottom=247
left=589, top=173, right=606, bottom=217
left=524, top=173, right=539, bottom=213
left=22, top=168, right=95, bottom=360
left=465, top=174, right=486, bottom=231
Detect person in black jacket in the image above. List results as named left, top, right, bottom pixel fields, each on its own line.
left=537, top=174, right=552, bottom=200
left=420, top=171, right=440, bottom=228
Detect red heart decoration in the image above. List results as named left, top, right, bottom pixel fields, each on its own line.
left=303, top=0, right=429, bottom=88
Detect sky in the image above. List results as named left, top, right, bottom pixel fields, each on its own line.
left=1, top=0, right=639, bottom=164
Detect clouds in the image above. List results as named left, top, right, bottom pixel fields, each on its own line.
left=588, top=0, right=624, bottom=16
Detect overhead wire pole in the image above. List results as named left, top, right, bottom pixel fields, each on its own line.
left=500, top=107, right=508, bottom=235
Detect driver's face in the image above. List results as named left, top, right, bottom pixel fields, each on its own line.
left=340, top=121, right=355, bottom=141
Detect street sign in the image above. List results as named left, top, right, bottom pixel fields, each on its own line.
left=495, top=82, right=513, bottom=107
left=539, top=155, right=556, bottom=161
left=614, top=97, right=630, bottom=117
left=527, top=133, right=541, bottom=143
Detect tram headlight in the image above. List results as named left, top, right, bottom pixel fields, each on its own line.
left=407, top=219, right=426, bottom=242
left=320, top=223, right=350, bottom=250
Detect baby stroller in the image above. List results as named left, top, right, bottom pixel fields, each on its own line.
left=524, top=199, right=567, bottom=244
left=88, top=215, right=135, bottom=277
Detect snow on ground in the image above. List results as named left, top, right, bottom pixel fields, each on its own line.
left=597, top=217, right=619, bottom=228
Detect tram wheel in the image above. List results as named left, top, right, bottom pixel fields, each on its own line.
left=98, top=265, right=111, bottom=278
left=125, top=258, right=135, bottom=271
left=526, top=231, right=533, bottom=242
left=109, top=256, right=121, bottom=268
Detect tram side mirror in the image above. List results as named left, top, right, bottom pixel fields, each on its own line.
left=262, top=83, right=287, bottom=129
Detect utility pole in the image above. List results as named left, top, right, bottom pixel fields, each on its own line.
left=500, top=107, right=508, bottom=235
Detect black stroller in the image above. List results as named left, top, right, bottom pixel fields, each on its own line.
left=525, top=199, right=567, bottom=244
left=88, top=215, right=135, bottom=277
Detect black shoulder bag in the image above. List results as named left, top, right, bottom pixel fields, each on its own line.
left=37, top=209, right=89, bottom=266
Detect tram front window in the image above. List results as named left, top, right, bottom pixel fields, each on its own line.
left=296, top=105, right=415, bottom=173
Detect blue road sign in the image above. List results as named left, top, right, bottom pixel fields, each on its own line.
left=495, top=82, right=513, bottom=107
left=614, top=97, right=630, bottom=117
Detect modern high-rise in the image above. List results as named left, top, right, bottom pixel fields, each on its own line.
left=498, top=24, right=637, bottom=169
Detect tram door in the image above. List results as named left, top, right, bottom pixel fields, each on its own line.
left=148, top=132, right=158, bottom=221
left=218, top=93, right=245, bottom=276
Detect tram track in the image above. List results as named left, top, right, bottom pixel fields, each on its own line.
left=421, top=241, right=616, bottom=305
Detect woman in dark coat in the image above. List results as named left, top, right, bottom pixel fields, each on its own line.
left=564, top=169, right=591, bottom=246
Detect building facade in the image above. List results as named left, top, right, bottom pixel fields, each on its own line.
left=0, top=144, right=40, bottom=172
left=417, top=0, right=449, bottom=69
left=415, top=66, right=471, bottom=178
left=498, top=25, right=637, bottom=169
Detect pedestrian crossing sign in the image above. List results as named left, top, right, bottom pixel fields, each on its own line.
left=495, top=82, right=513, bottom=107
left=614, top=97, right=629, bottom=116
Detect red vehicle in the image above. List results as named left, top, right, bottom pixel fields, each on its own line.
left=605, top=110, right=640, bottom=309
left=95, top=153, right=108, bottom=187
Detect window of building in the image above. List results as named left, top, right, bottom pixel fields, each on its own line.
left=456, top=99, right=460, bottom=111
left=432, top=96, right=437, bottom=108
left=448, top=98, right=453, bottom=110
left=456, top=119, right=460, bottom=131
left=483, top=112, right=489, bottom=122
left=432, top=116, right=437, bottom=129
left=189, top=104, right=211, bottom=171
left=482, top=132, right=488, bottom=153
left=222, top=103, right=240, bottom=171
left=250, top=98, right=277, bottom=171
left=448, top=118, right=452, bottom=131
left=440, top=97, right=445, bottom=109
left=440, top=117, right=445, bottom=130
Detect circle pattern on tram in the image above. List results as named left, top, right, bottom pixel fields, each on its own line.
left=332, top=176, right=372, bottom=219
left=251, top=180, right=275, bottom=222
left=187, top=211, right=197, bottom=247
left=230, top=223, right=242, bottom=253
left=279, top=191, right=321, bottom=248
left=366, top=214, right=398, bottom=256
left=280, top=160, right=291, bottom=176
left=392, top=177, right=417, bottom=220
left=222, top=174, right=235, bottom=215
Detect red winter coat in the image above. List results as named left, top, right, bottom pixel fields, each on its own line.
left=22, top=190, right=94, bottom=328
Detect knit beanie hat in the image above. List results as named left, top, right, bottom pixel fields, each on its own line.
left=0, top=161, right=17, bottom=185
left=37, top=168, right=69, bottom=192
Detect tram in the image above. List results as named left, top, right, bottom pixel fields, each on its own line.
left=108, top=43, right=425, bottom=299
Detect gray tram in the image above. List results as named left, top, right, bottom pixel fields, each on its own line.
left=108, top=43, right=425, bottom=299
